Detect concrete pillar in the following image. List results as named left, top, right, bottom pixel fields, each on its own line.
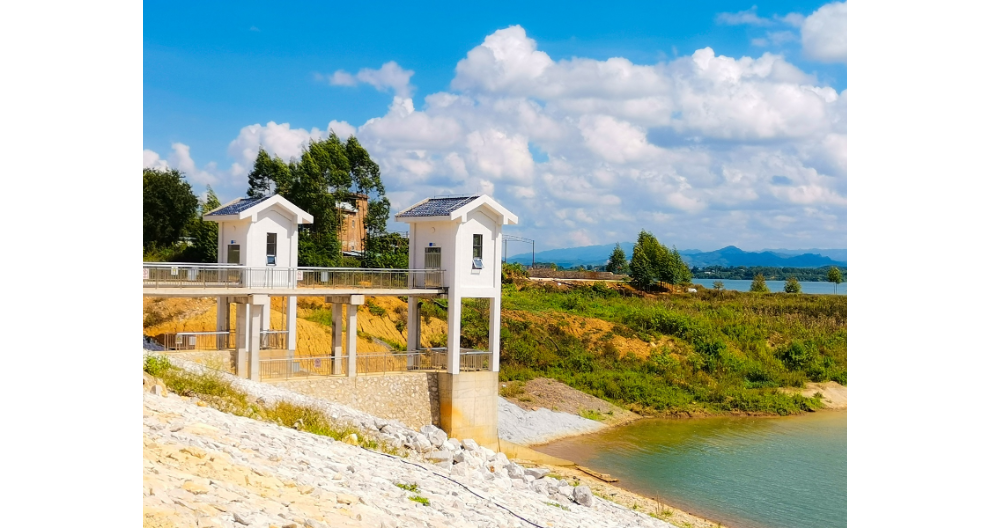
left=285, top=296, right=297, bottom=374
left=489, top=295, right=500, bottom=372
left=287, top=296, right=297, bottom=352
left=332, top=303, right=343, bottom=375
left=407, top=296, right=421, bottom=370
left=447, top=295, right=461, bottom=374
left=249, top=303, right=262, bottom=381
left=216, top=296, right=230, bottom=348
left=437, top=371, right=499, bottom=448
left=260, top=295, right=271, bottom=332
left=347, top=303, right=358, bottom=378
left=234, top=302, right=249, bottom=378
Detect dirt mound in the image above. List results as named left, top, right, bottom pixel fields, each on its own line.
left=502, top=310, right=669, bottom=359
left=501, top=377, right=640, bottom=428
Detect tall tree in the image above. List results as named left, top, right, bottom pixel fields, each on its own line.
left=750, top=273, right=770, bottom=293
left=143, top=168, right=198, bottom=249
left=629, top=230, right=669, bottom=289
left=605, top=243, right=628, bottom=274
left=827, top=266, right=844, bottom=294
left=185, top=186, right=221, bottom=263
left=246, top=148, right=292, bottom=198
left=245, top=134, right=404, bottom=267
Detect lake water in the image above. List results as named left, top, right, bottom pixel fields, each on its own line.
left=534, top=411, right=847, bottom=528
left=692, top=278, right=847, bottom=295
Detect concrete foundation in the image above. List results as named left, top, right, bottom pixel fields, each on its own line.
left=437, top=371, right=499, bottom=448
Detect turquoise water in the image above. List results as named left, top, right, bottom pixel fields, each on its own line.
left=535, top=411, right=847, bottom=528
left=692, top=278, right=847, bottom=295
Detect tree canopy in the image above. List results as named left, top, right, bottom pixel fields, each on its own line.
left=184, top=187, right=221, bottom=263
left=750, top=273, right=770, bottom=293
left=784, top=276, right=802, bottom=294
left=244, top=134, right=404, bottom=267
left=605, top=243, right=628, bottom=274
left=629, top=230, right=692, bottom=289
left=827, top=266, right=844, bottom=294
left=143, top=168, right=198, bottom=250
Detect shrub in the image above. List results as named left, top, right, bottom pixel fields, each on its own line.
left=367, top=301, right=386, bottom=317
left=143, top=354, right=172, bottom=377
left=750, top=274, right=770, bottom=293
left=784, top=277, right=802, bottom=294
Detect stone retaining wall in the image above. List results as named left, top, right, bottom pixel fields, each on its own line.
left=271, top=373, right=440, bottom=430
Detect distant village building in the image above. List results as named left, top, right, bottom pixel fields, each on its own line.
left=337, top=193, right=368, bottom=256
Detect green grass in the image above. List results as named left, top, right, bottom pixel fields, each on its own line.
left=367, top=301, right=387, bottom=317
left=546, top=502, right=571, bottom=511
left=476, top=282, right=845, bottom=416
left=144, top=357, right=398, bottom=453
left=579, top=409, right=606, bottom=421
left=394, top=482, right=420, bottom=493
left=409, top=495, right=430, bottom=506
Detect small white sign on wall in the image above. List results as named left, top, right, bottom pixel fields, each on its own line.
left=171, top=266, right=179, bottom=276
left=297, top=270, right=304, bottom=281
left=143, top=268, right=150, bottom=280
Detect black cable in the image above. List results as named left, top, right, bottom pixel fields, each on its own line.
left=365, top=447, right=549, bottom=528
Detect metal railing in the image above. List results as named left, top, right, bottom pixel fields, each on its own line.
left=258, top=350, right=493, bottom=381
left=155, top=331, right=231, bottom=351
left=260, top=355, right=341, bottom=380
left=143, top=263, right=444, bottom=291
left=260, top=330, right=288, bottom=350
left=296, top=267, right=444, bottom=290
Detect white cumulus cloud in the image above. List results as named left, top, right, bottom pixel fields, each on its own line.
left=802, top=2, right=847, bottom=63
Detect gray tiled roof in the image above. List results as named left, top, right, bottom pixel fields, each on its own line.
left=205, top=197, right=267, bottom=217
left=397, top=195, right=480, bottom=218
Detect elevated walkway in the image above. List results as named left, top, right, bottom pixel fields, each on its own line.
left=142, top=263, right=446, bottom=298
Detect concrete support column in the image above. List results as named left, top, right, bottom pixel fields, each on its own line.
left=287, top=296, right=297, bottom=352
left=234, top=302, right=250, bottom=378
left=347, top=304, right=358, bottom=378
left=260, top=296, right=271, bottom=332
left=249, top=303, right=262, bottom=381
left=447, top=295, right=461, bottom=374
left=332, top=303, right=343, bottom=375
left=217, top=296, right=230, bottom=348
left=407, top=296, right=421, bottom=370
left=489, top=295, right=500, bottom=372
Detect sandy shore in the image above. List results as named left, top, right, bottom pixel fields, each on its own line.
left=497, top=387, right=729, bottom=528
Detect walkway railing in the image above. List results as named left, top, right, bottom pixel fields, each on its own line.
left=155, top=331, right=231, bottom=351
left=258, top=350, right=493, bottom=381
left=260, top=330, right=288, bottom=350
left=143, top=263, right=444, bottom=291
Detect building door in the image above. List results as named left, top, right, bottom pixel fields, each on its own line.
left=227, top=244, right=240, bottom=265
left=424, top=247, right=441, bottom=287
left=226, top=244, right=242, bottom=286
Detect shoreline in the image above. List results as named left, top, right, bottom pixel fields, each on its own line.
left=504, top=382, right=849, bottom=528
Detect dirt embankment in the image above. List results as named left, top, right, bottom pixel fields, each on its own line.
left=501, top=377, right=641, bottom=428
left=782, top=381, right=847, bottom=410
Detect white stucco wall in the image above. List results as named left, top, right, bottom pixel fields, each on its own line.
left=409, top=220, right=458, bottom=284
left=217, top=218, right=252, bottom=264
left=458, top=210, right=498, bottom=291
left=246, top=209, right=294, bottom=268
left=406, top=212, right=501, bottom=298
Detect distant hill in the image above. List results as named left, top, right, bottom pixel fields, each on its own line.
left=507, top=243, right=846, bottom=269
left=506, top=242, right=636, bottom=268
left=762, top=248, right=847, bottom=262
left=682, top=246, right=845, bottom=268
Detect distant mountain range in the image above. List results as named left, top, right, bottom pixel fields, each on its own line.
left=507, top=243, right=846, bottom=269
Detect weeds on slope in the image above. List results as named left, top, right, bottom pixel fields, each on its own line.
left=143, top=354, right=400, bottom=454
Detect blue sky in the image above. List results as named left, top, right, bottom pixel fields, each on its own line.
left=144, top=1, right=847, bottom=252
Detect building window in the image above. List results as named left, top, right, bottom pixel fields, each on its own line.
left=266, top=233, right=277, bottom=265
left=472, top=234, right=483, bottom=269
